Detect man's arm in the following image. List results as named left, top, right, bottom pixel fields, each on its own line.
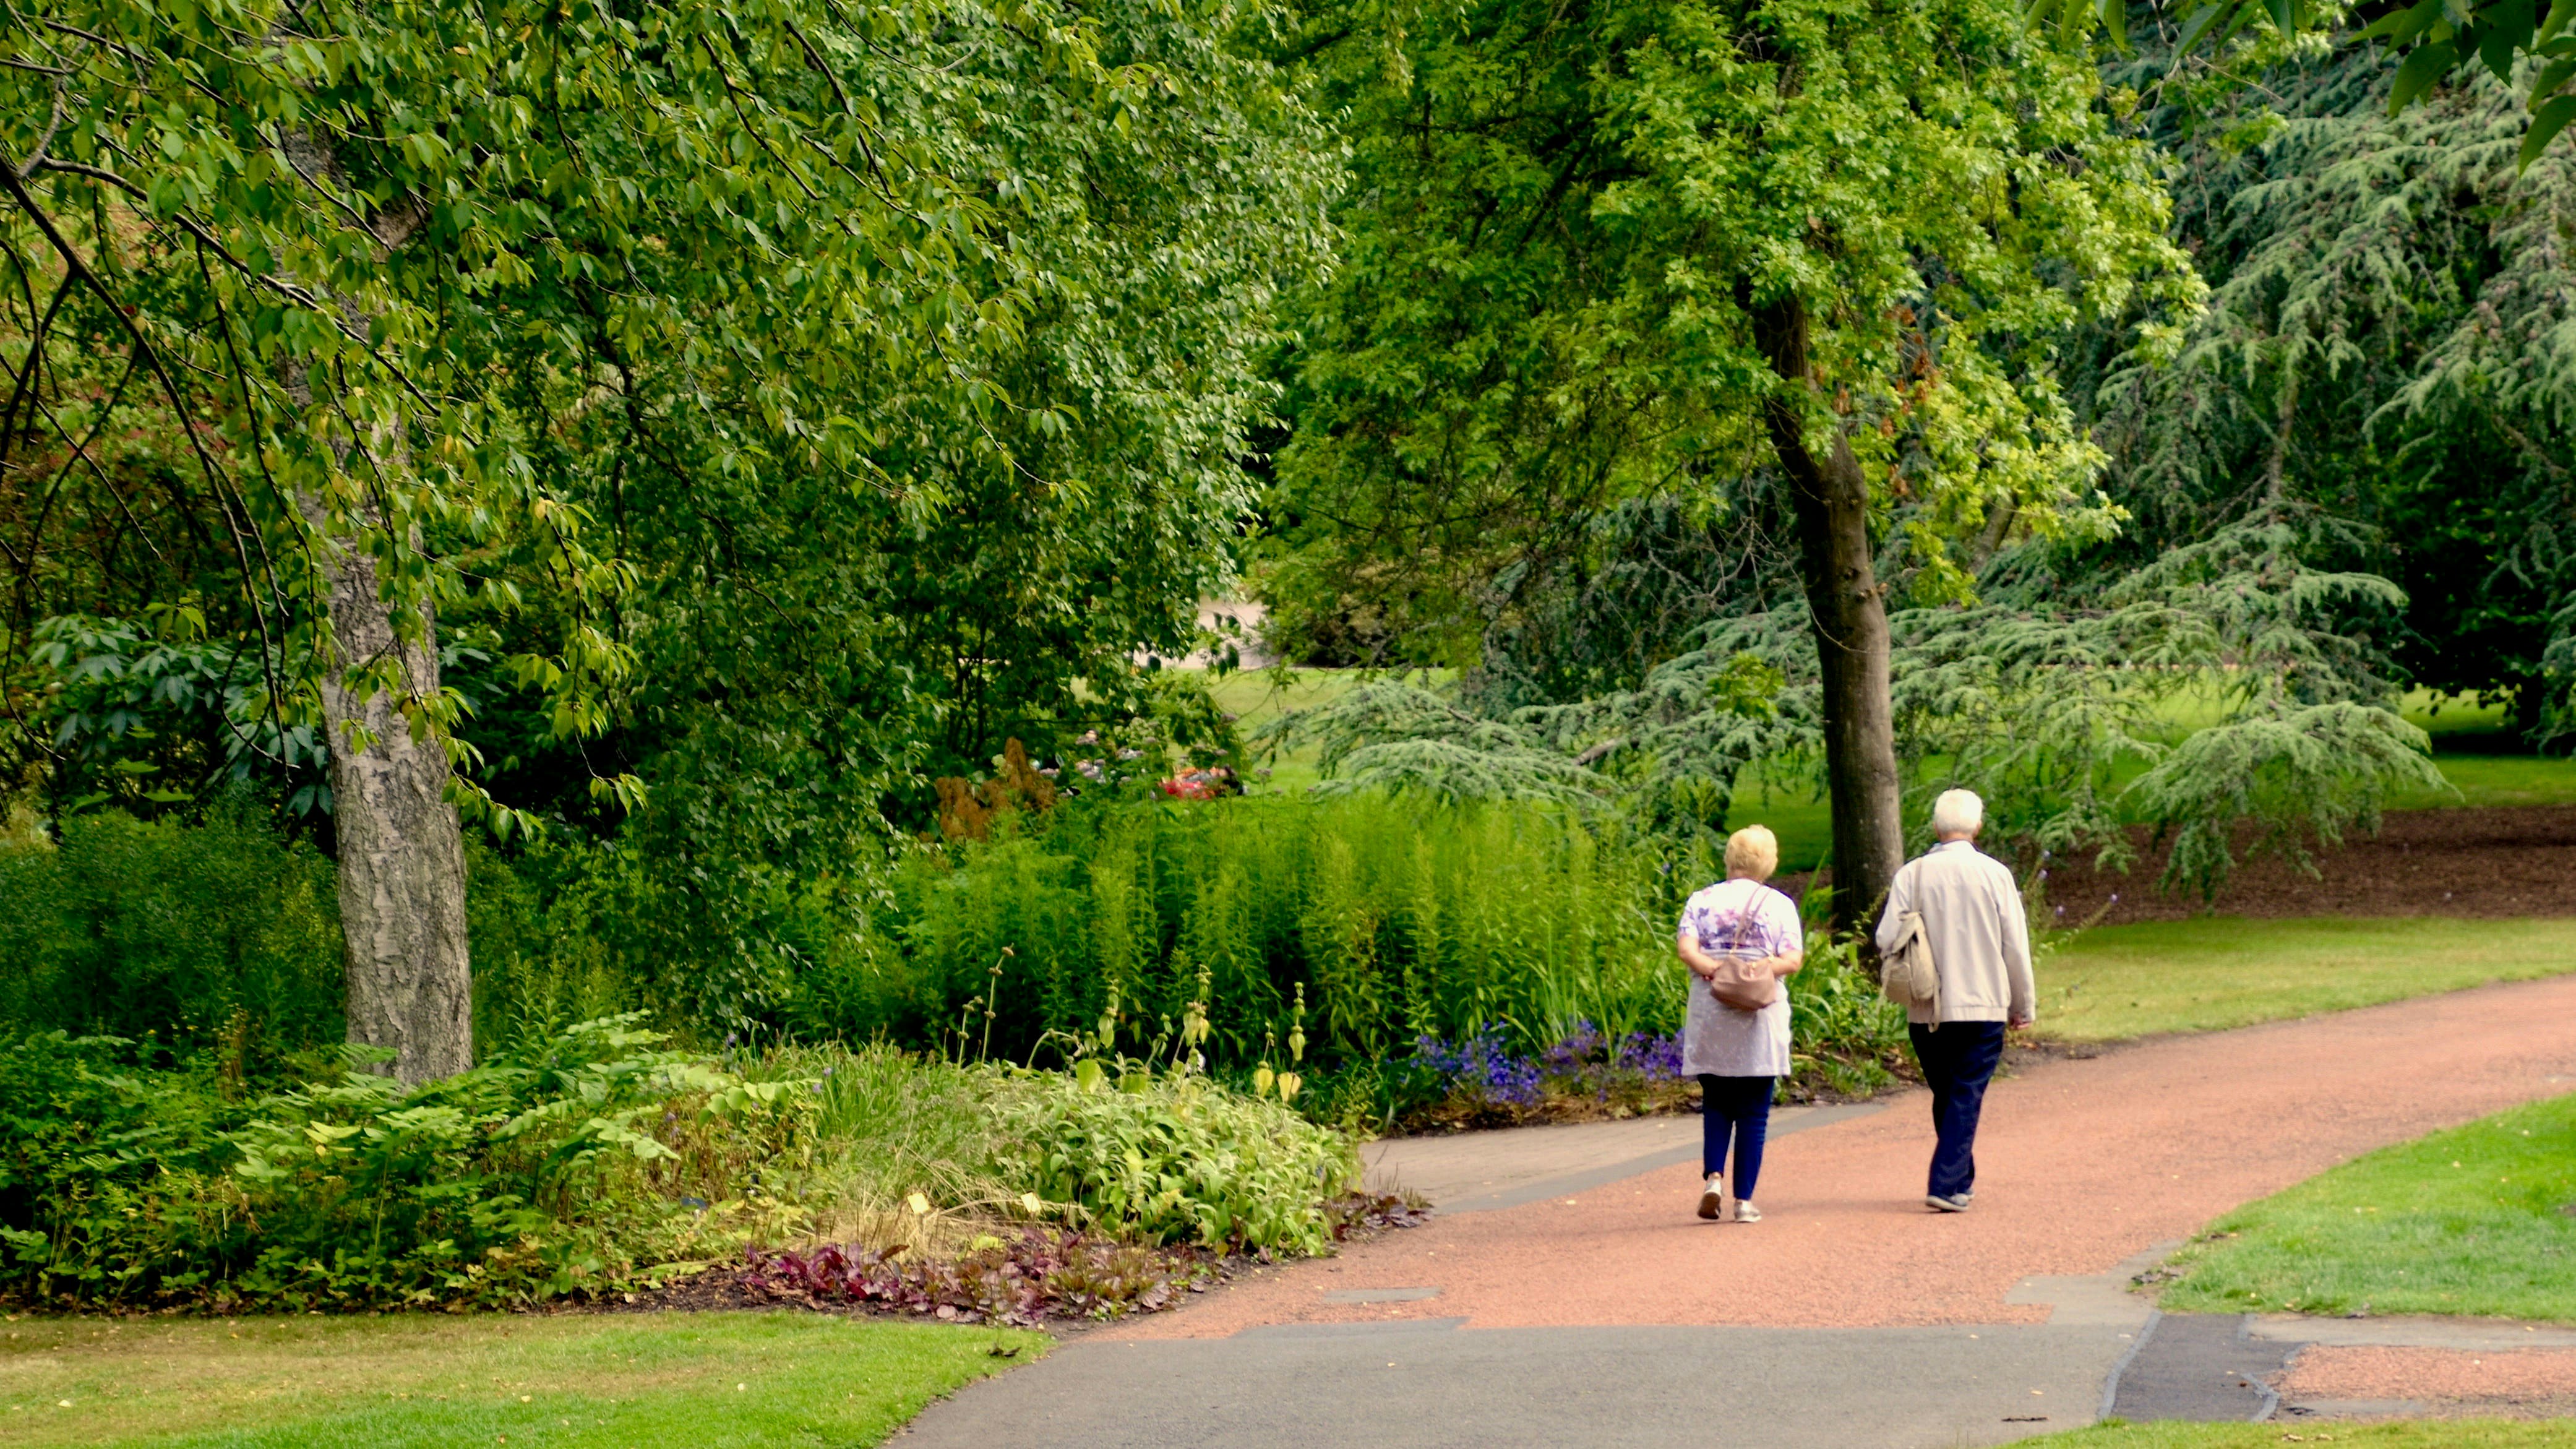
left=1998, top=866, right=2036, bottom=1027
left=1872, top=861, right=1913, bottom=955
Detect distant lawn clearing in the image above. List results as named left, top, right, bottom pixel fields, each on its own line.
left=2396, top=754, right=2576, bottom=810
left=2034, top=916, right=2576, bottom=1043
left=2025, top=1420, right=2576, bottom=1448
left=2153, top=1091, right=2576, bottom=1323
left=1, top=1310, right=1043, bottom=1449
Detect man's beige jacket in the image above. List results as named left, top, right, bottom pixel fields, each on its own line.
left=1873, top=840, right=2035, bottom=1027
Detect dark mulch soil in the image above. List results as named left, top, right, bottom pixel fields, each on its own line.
left=1784, top=806, right=2576, bottom=927
left=591, top=1195, right=1433, bottom=1331
left=2033, top=806, right=2576, bottom=926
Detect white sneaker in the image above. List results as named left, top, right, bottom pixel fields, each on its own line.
left=1734, top=1201, right=1762, bottom=1223
left=1925, top=1193, right=1971, bottom=1213
left=1698, top=1177, right=1725, bottom=1220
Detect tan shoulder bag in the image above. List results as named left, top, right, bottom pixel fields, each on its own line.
left=1704, top=895, right=1781, bottom=1012
left=1880, top=908, right=1941, bottom=1017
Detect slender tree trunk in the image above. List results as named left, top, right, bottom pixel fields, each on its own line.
left=1753, top=293, right=1905, bottom=942
left=323, top=537, right=474, bottom=1085
left=275, top=131, right=471, bottom=1084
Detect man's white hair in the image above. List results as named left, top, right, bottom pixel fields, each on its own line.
left=1931, top=788, right=1984, bottom=838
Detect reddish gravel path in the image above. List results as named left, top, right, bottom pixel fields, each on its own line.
left=1116, top=974, right=2576, bottom=1339
left=2283, top=1345, right=2576, bottom=1404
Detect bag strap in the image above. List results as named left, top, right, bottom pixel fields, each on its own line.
left=1723, top=887, right=1766, bottom=957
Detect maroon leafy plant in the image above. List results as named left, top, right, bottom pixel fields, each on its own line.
left=738, top=1193, right=1428, bottom=1325
left=739, top=1230, right=1211, bottom=1326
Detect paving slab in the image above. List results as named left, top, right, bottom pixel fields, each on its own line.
left=2105, top=1314, right=2295, bottom=1422
left=2252, top=1315, right=2576, bottom=1352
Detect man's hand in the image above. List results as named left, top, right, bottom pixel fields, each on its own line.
left=2007, top=1013, right=2033, bottom=1030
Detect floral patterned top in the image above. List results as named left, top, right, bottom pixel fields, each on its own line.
left=1676, top=877, right=1803, bottom=1078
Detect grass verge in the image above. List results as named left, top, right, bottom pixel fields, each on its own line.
left=2153, top=1091, right=2576, bottom=1322
left=2024, top=1420, right=2576, bottom=1447
left=2033, top=917, right=2576, bottom=1043
left=1, top=1310, right=1043, bottom=1448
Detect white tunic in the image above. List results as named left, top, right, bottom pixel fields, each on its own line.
left=1676, top=877, right=1803, bottom=1079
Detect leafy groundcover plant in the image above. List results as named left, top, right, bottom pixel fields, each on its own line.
left=0, top=1019, right=1407, bottom=1318
left=0, top=1017, right=807, bottom=1310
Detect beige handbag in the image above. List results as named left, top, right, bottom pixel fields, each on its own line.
left=1705, top=900, right=1780, bottom=1012
left=1880, top=908, right=1941, bottom=1017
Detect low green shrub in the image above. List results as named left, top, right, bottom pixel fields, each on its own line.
left=992, top=1065, right=1359, bottom=1254
left=1785, top=934, right=1910, bottom=1095
left=0, top=1021, right=1368, bottom=1312
left=0, top=1017, right=809, bottom=1310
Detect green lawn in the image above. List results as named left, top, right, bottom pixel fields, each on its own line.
left=2035, top=917, right=2576, bottom=1043
left=1209, top=666, right=1454, bottom=793
left=1, top=1310, right=1044, bottom=1449
left=2392, top=754, right=2576, bottom=810
left=2154, top=1091, right=2576, bottom=1323
left=2025, top=1421, right=2576, bottom=1447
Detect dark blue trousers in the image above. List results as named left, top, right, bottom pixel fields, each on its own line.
left=1908, top=1021, right=2006, bottom=1199
left=1697, top=1074, right=1774, bottom=1197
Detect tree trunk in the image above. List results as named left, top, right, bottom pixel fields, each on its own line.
left=1753, top=293, right=1905, bottom=942
left=269, top=130, right=471, bottom=1085
left=323, top=539, right=474, bottom=1085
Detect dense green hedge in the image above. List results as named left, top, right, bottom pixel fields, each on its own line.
left=0, top=809, right=341, bottom=1063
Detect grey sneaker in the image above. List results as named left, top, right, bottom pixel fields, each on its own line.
left=1734, top=1201, right=1762, bottom=1224
left=1925, top=1193, right=1972, bottom=1213
left=1698, top=1178, right=1725, bottom=1221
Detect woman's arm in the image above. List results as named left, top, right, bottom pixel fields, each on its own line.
left=1677, top=934, right=1724, bottom=981
left=1769, top=948, right=1805, bottom=978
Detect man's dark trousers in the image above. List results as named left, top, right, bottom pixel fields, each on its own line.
left=1908, top=1021, right=2007, bottom=1199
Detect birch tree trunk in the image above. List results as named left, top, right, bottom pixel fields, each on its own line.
left=1755, top=293, right=1906, bottom=942
left=324, top=538, right=474, bottom=1085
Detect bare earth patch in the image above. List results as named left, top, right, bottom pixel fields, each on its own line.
left=2033, top=806, right=2576, bottom=924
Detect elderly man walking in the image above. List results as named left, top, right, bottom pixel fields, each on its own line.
left=1875, top=789, right=2035, bottom=1212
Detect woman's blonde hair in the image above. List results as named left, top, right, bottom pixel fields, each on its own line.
left=1724, top=824, right=1779, bottom=880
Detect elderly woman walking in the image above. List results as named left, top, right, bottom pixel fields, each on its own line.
left=1675, top=824, right=1805, bottom=1223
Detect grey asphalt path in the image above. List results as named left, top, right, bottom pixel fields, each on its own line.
left=897, top=1318, right=2129, bottom=1449
left=901, top=1121, right=2159, bottom=1449
left=2105, top=1314, right=2297, bottom=1423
